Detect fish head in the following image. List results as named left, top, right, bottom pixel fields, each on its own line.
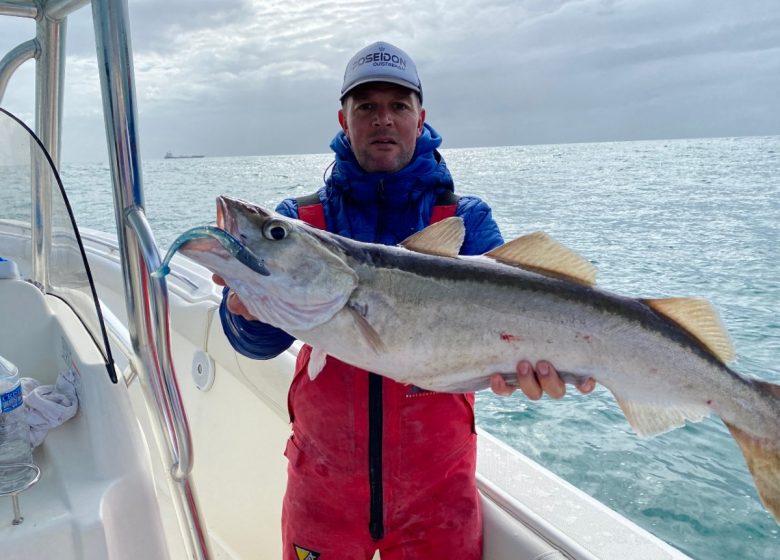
left=182, top=195, right=358, bottom=331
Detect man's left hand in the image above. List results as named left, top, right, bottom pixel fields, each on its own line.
left=490, top=360, right=596, bottom=400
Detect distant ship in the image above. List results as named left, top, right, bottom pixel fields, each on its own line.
left=164, top=151, right=204, bottom=159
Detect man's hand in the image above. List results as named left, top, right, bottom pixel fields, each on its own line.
left=212, top=274, right=258, bottom=321
left=490, top=360, right=596, bottom=400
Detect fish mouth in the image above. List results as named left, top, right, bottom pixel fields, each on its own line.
left=216, top=195, right=275, bottom=236
left=213, top=196, right=271, bottom=277
left=216, top=196, right=236, bottom=235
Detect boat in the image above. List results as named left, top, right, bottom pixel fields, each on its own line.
left=165, top=151, right=205, bottom=159
left=0, top=1, right=693, bottom=558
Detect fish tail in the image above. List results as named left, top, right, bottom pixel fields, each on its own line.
left=724, top=379, right=780, bottom=523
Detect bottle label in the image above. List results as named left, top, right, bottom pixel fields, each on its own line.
left=1, top=384, right=22, bottom=413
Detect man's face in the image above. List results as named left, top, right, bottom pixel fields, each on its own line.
left=339, top=83, right=425, bottom=173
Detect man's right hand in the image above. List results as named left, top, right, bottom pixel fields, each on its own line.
left=212, top=274, right=258, bottom=321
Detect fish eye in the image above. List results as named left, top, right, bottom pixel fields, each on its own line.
left=263, top=220, right=289, bottom=241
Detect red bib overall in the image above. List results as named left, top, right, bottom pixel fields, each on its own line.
left=282, top=198, right=482, bottom=560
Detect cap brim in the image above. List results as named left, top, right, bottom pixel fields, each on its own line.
left=340, top=77, right=421, bottom=101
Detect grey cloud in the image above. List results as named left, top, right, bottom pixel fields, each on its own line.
left=128, top=0, right=254, bottom=51
left=2, top=0, right=779, bottom=162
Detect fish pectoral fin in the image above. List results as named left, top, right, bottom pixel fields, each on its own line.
left=725, top=419, right=780, bottom=524
left=308, top=348, right=328, bottom=380
left=485, top=231, right=597, bottom=287
left=615, top=398, right=710, bottom=437
left=347, top=305, right=386, bottom=354
left=642, top=298, right=735, bottom=363
left=399, top=217, right=465, bottom=257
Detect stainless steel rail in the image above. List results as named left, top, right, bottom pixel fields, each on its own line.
left=45, top=0, right=90, bottom=20
left=31, top=12, right=66, bottom=291
left=125, top=207, right=209, bottom=553
left=0, top=1, right=89, bottom=20
left=90, top=0, right=211, bottom=558
left=125, top=208, right=194, bottom=480
left=0, top=39, right=38, bottom=103
left=0, top=1, right=65, bottom=291
left=0, top=2, right=37, bottom=18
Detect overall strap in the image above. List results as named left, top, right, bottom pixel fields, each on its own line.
left=429, top=191, right=460, bottom=225
left=297, top=190, right=459, bottom=229
left=296, top=192, right=326, bottom=230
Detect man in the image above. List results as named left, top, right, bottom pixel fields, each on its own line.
left=216, top=41, right=595, bottom=559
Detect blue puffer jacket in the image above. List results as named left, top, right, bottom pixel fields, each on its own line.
left=220, top=123, right=504, bottom=359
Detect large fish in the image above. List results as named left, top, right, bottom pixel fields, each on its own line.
left=158, top=195, right=780, bottom=523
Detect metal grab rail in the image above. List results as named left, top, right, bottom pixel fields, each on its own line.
left=90, top=0, right=211, bottom=558
left=0, top=2, right=37, bottom=18
left=0, top=39, right=39, bottom=103
left=125, top=207, right=210, bottom=557
left=125, top=208, right=193, bottom=481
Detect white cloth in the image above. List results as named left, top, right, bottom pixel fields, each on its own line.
left=21, top=369, right=80, bottom=447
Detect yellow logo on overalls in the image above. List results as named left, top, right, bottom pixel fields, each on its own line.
left=294, top=544, right=321, bottom=560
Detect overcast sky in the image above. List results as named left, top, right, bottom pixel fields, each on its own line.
left=1, top=0, right=779, bottom=162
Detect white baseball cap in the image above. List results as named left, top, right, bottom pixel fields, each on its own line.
left=340, top=41, right=422, bottom=102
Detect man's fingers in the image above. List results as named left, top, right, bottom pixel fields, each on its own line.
left=489, top=374, right=515, bottom=396
left=577, top=377, right=597, bottom=394
left=536, top=360, right=566, bottom=400
left=515, top=360, right=543, bottom=401
left=495, top=360, right=595, bottom=400
left=228, top=292, right=246, bottom=315
left=227, top=290, right=255, bottom=320
left=226, top=291, right=239, bottom=313
left=216, top=278, right=258, bottom=321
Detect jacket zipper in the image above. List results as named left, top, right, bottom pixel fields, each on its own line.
left=368, top=372, right=384, bottom=540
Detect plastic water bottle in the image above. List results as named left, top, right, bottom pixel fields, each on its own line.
left=0, top=355, right=34, bottom=494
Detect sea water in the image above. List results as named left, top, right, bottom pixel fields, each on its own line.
left=60, top=135, right=780, bottom=559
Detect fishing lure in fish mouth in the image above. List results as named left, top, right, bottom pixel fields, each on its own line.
left=152, top=225, right=270, bottom=278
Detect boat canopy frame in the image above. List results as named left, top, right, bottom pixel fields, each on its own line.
left=0, top=1, right=211, bottom=558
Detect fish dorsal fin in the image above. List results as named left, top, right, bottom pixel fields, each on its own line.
left=400, top=217, right=465, bottom=257
left=643, top=297, right=735, bottom=363
left=485, top=231, right=597, bottom=287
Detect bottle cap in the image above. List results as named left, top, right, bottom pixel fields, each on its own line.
left=0, top=257, right=20, bottom=280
